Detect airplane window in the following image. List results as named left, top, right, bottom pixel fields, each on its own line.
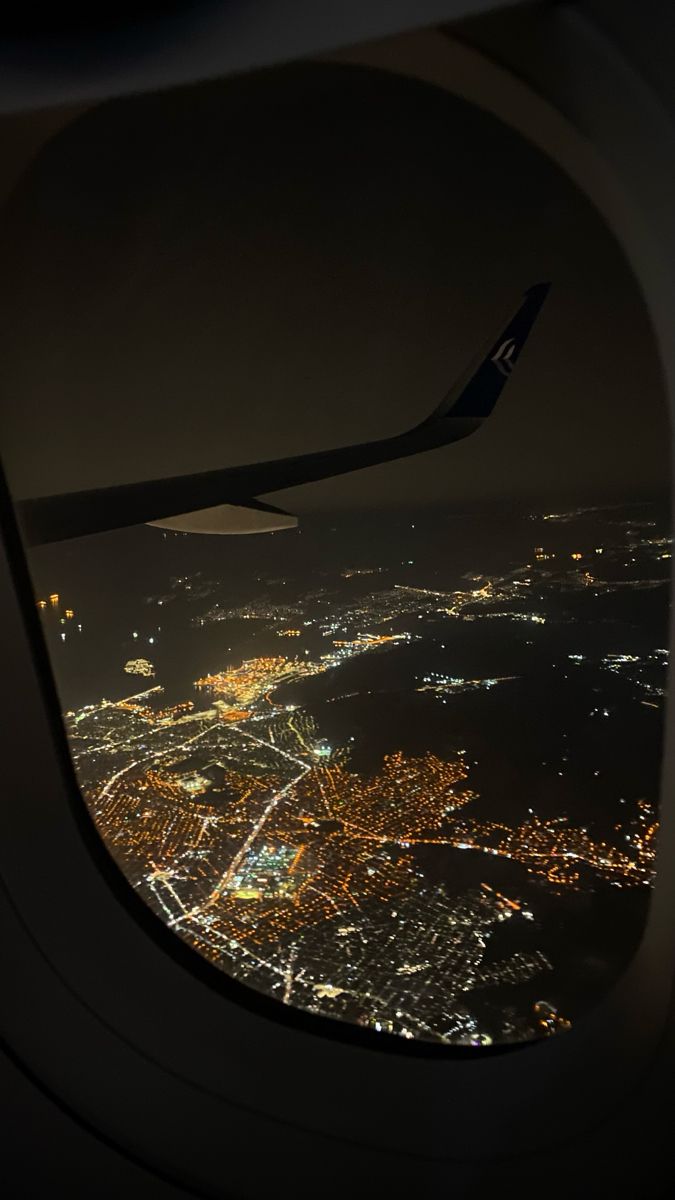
left=2, top=59, right=669, bottom=1049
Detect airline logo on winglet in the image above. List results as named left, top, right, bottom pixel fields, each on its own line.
left=491, top=337, right=518, bottom=377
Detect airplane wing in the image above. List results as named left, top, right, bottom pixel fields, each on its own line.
left=17, top=282, right=550, bottom=545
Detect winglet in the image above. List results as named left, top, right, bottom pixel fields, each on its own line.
left=421, top=282, right=551, bottom=425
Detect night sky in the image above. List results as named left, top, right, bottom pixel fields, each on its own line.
left=0, top=61, right=669, bottom=514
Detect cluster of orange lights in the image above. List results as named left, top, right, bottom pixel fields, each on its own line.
left=195, top=655, right=322, bottom=707
left=218, top=708, right=253, bottom=723
left=89, top=712, right=659, bottom=965
left=292, top=751, right=475, bottom=843
left=36, top=593, right=75, bottom=619
left=449, top=807, right=656, bottom=890
left=114, top=699, right=195, bottom=723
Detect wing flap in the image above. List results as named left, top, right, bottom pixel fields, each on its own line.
left=148, top=500, right=297, bottom=535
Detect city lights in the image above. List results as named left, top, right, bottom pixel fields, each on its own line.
left=37, top=501, right=669, bottom=1046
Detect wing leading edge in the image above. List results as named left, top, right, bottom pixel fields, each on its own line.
left=17, top=283, right=550, bottom=545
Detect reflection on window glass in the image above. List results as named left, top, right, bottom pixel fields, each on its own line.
left=29, top=502, right=667, bottom=1045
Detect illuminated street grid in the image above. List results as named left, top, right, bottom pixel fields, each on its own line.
left=47, top=506, right=667, bottom=1046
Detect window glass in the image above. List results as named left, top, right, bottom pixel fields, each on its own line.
left=4, top=59, right=669, bottom=1047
